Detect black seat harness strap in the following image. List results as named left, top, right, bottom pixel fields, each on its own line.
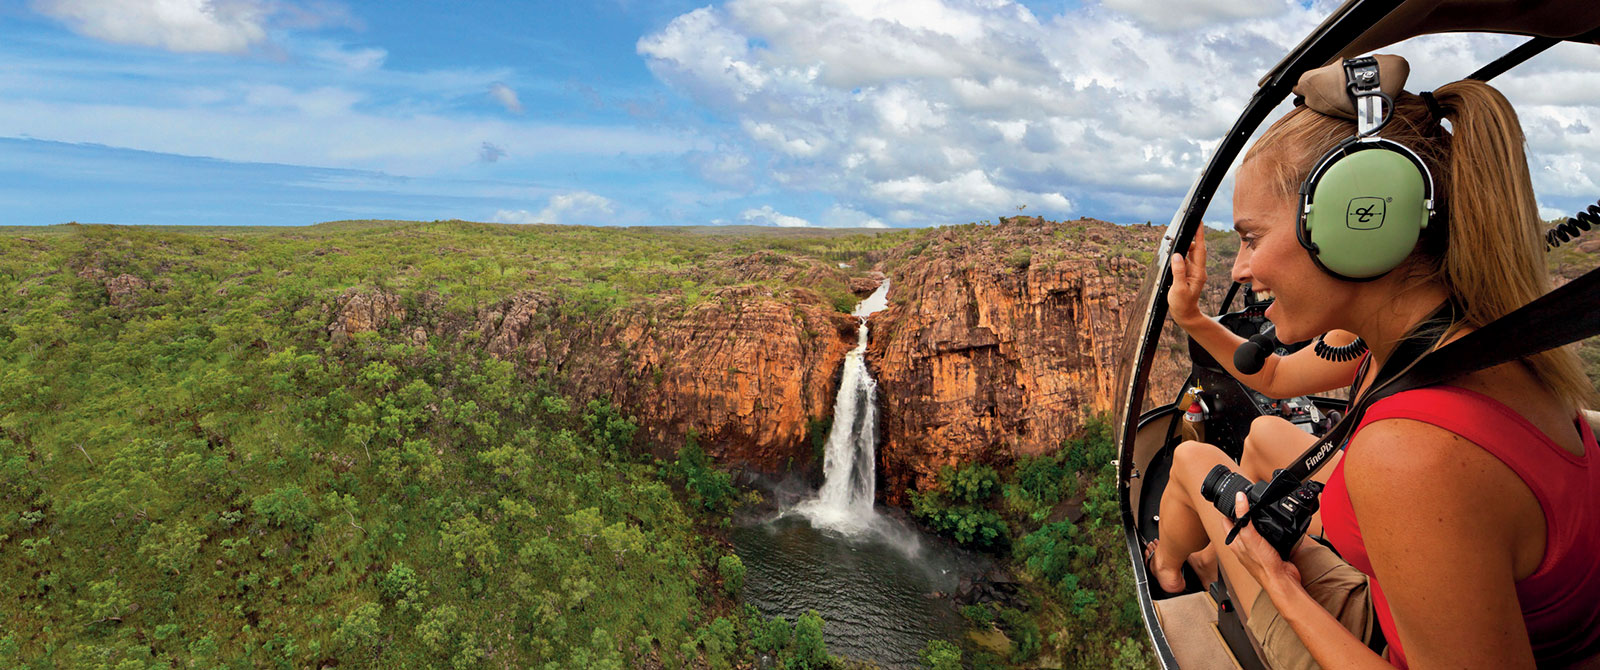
left=1227, top=266, right=1600, bottom=545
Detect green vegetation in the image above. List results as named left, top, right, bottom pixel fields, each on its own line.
left=0, top=221, right=918, bottom=668
left=909, top=416, right=1154, bottom=669
left=668, top=432, right=739, bottom=514
left=920, top=639, right=962, bottom=669
left=908, top=464, right=1011, bottom=550
left=717, top=554, right=746, bottom=597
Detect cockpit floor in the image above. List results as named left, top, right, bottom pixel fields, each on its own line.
left=1154, top=591, right=1258, bottom=670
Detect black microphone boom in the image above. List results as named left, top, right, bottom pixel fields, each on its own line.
left=1234, top=328, right=1277, bottom=375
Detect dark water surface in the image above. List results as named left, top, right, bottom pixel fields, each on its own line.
left=730, top=512, right=986, bottom=668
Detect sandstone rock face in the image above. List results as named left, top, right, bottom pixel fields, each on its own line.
left=472, top=285, right=857, bottom=471
left=316, top=224, right=1215, bottom=493
left=602, top=288, right=857, bottom=471
left=850, top=273, right=886, bottom=296
left=866, top=218, right=1162, bottom=502
left=106, top=274, right=148, bottom=307
left=329, top=289, right=405, bottom=340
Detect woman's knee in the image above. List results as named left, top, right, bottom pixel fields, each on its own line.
left=1173, top=440, right=1230, bottom=494
left=1242, top=415, right=1297, bottom=480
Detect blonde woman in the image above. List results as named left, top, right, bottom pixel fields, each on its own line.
left=1148, top=57, right=1600, bottom=669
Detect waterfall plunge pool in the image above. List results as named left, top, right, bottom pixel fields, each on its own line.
left=730, top=492, right=990, bottom=669
left=730, top=279, right=991, bottom=668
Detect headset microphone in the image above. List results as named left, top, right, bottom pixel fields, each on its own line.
left=1234, top=325, right=1277, bottom=375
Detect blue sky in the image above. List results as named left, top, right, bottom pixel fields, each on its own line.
left=4, top=0, right=1598, bottom=227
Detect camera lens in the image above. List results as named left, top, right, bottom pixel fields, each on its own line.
left=1200, top=464, right=1254, bottom=519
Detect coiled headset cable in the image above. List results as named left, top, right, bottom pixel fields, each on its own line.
left=1313, top=334, right=1369, bottom=362
left=1547, top=198, right=1599, bottom=250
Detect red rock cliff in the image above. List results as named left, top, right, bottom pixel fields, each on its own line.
left=476, top=285, right=858, bottom=471
left=322, top=224, right=1219, bottom=492
left=330, top=251, right=863, bottom=472
left=866, top=217, right=1186, bottom=503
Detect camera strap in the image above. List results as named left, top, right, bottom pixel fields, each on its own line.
left=1227, top=266, right=1600, bottom=545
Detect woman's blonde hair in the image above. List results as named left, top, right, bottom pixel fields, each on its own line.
left=1244, top=80, right=1595, bottom=409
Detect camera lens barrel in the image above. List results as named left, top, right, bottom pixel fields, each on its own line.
left=1200, top=464, right=1254, bottom=519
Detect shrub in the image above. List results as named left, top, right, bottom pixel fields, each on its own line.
left=137, top=520, right=204, bottom=575
left=948, top=464, right=1001, bottom=504
left=334, top=602, right=384, bottom=652
left=696, top=617, right=738, bottom=670
left=1014, top=453, right=1068, bottom=509
left=920, top=639, right=962, bottom=670
left=907, top=463, right=1011, bottom=550
left=788, top=610, right=830, bottom=670
left=252, top=486, right=317, bottom=532
left=749, top=614, right=792, bottom=654
left=717, top=554, right=746, bottom=596
left=672, top=434, right=736, bottom=513
left=908, top=488, right=1010, bottom=550
left=998, top=608, right=1041, bottom=663
left=380, top=563, right=426, bottom=610
left=584, top=399, right=638, bottom=455
left=1062, top=418, right=1115, bottom=474
left=960, top=603, right=995, bottom=627
left=1015, top=522, right=1089, bottom=586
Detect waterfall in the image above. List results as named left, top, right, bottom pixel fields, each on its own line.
left=796, top=279, right=890, bottom=534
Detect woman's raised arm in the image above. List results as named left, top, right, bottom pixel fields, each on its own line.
left=1168, top=232, right=1364, bottom=399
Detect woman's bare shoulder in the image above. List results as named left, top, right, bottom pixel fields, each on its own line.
left=1344, top=416, right=1546, bottom=577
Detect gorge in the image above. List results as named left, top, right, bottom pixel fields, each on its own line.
left=0, top=217, right=1219, bottom=668
left=373, top=216, right=1196, bottom=498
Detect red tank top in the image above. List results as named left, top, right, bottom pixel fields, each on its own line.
left=1322, top=386, right=1600, bottom=668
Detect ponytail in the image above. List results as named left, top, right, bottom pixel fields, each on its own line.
left=1428, top=81, right=1594, bottom=408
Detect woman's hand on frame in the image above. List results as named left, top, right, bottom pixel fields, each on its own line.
left=1167, top=231, right=1210, bottom=326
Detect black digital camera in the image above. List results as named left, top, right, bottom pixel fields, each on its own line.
left=1201, top=465, right=1324, bottom=559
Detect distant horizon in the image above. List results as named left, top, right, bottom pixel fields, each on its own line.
left=5, top=1, right=1598, bottom=228
left=0, top=205, right=1155, bottom=231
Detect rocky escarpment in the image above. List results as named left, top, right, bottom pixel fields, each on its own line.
left=327, top=251, right=863, bottom=472
left=866, top=217, right=1201, bottom=503
left=311, top=220, right=1214, bottom=493
left=473, top=285, right=859, bottom=470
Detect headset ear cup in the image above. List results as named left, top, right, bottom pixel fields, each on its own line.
left=1300, top=141, right=1432, bottom=281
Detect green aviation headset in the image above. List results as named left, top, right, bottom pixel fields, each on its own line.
left=1296, top=57, right=1436, bottom=281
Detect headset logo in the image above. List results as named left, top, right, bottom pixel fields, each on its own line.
left=1346, top=197, right=1386, bottom=230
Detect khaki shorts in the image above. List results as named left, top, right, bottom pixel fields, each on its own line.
left=1245, top=541, right=1380, bottom=670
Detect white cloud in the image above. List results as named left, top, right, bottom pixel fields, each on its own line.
left=822, top=204, right=888, bottom=228
left=640, top=0, right=1600, bottom=224
left=741, top=204, right=810, bottom=227
left=1099, top=0, right=1289, bottom=32
left=492, top=192, right=620, bottom=225
left=240, top=84, right=362, bottom=117
left=32, top=0, right=286, bottom=53
left=1538, top=204, right=1570, bottom=221
left=0, top=95, right=701, bottom=176
left=524, top=191, right=617, bottom=225
left=489, top=82, right=523, bottom=114
left=305, top=42, right=387, bottom=71
left=491, top=209, right=539, bottom=224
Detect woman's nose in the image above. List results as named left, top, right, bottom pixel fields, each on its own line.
left=1231, top=248, right=1251, bottom=284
